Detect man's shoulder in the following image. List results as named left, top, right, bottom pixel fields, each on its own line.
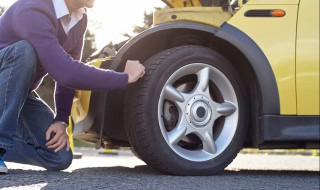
left=11, top=0, right=55, bottom=16
left=7, top=0, right=57, bottom=27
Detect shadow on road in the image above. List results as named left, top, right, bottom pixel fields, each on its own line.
left=1, top=166, right=319, bottom=189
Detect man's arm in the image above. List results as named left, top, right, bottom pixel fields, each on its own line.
left=49, top=33, right=84, bottom=152
left=54, top=29, right=84, bottom=124
left=14, top=8, right=128, bottom=91
left=54, top=84, right=75, bottom=125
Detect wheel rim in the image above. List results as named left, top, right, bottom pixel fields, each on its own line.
left=158, top=63, right=239, bottom=162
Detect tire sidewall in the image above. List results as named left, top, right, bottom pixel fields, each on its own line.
left=129, top=45, right=248, bottom=175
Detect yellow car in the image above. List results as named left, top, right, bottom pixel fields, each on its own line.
left=71, top=0, right=319, bottom=175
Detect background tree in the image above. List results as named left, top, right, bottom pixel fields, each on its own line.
left=96, top=9, right=159, bottom=58
left=81, top=30, right=97, bottom=62
left=123, top=10, right=157, bottom=39
left=0, top=6, right=4, bottom=16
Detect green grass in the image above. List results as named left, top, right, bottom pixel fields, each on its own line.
left=240, top=149, right=319, bottom=156
left=72, top=138, right=319, bottom=156
left=73, top=138, right=95, bottom=147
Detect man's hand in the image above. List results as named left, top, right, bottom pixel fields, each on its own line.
left=124, top=60, right=145, bottom=83
left=45, top=123, right=70, bottom=152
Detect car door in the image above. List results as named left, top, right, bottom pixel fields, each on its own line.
left=296, top=0, right=320, bottom=115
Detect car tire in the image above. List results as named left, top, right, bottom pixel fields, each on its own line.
left=124, top=45, right=248, bottom=175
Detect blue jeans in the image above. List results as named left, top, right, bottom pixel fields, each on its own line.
left=0, top=40, right=72, bottom=170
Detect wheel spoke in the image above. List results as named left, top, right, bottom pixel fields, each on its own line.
left=216, top=102, right=237, bottom=116
left=167, top=125, right=188, bottom=145
left=157, top=62, right=240, bottom=162
left=163, top=85, right=185, bottom=103
left=196, top=67, right=210, bottom=93
left=202, top=131, right=217, bottom=154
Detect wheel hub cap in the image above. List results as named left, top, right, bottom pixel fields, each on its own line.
left=186, top=95, right=212, bottom=127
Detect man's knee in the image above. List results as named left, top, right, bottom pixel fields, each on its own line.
left=56, top=150, right=73, bottom=171
left=54, top=150, right=73, bottom=171
left=14, top=40, right=37, bottom=70
left=15, top=40, right=36, bottom=55
left=2, top=40, right=38, bottom=79
left=46, top=150, right=73, bottom=171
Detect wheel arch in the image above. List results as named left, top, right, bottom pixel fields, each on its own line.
left=105, top=21, right=279, bottom=147
left=110, top=21, right=220, bottom=66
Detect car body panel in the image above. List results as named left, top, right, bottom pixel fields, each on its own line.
left=162, top=0, right=202, bottom=8
left=215, top=23, right=280, bottom=114
left=154, top=7, right=232, bottom=28
left=228, top=4, right=299, bottom=115
left=296, top=0, right=320, bottom=115
left=246, top=0, right=300, bottom=5
left=71, top=58, right=107, bottom=138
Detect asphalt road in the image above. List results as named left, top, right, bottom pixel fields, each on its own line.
left=1, top=148, right=319, bottom=190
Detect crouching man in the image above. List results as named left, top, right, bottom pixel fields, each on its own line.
left=0, top=0, right=145, bottom=174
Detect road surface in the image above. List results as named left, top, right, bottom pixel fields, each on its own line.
left=1, top=148, right=319, bottom=190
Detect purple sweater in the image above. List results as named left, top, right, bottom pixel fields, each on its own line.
left=0, top=0, right=128, bottom=123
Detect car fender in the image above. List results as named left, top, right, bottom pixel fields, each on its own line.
left=215, top=23, right=280, bottom=114
left=112, top=22, right=280, bottom=114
